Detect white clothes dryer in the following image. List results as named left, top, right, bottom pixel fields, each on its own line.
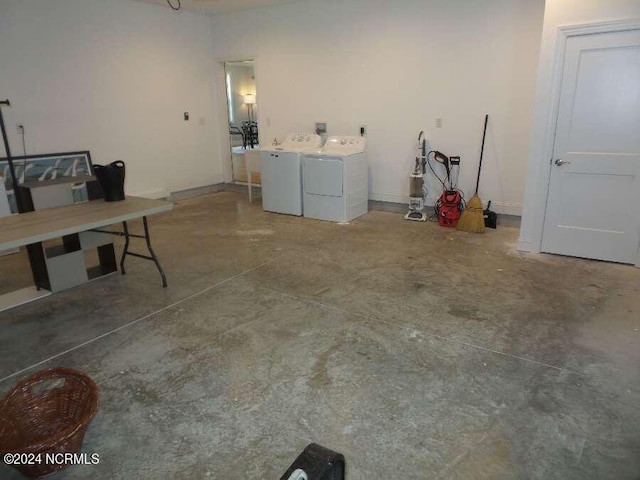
left=302, top=136, right=368, bottom=222
left=261, top=133, right=323, bottom=216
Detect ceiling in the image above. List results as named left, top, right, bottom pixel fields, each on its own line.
left=132, top=0, right=302, bottom=14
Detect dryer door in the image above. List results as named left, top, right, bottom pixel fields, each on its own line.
left=303, top=156, right=343, bottom=196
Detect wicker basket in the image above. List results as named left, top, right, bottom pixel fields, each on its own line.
left=0, top=367, right=99, bottom=478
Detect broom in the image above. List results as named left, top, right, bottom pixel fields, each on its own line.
left=457, top=114, right=489, bottom=233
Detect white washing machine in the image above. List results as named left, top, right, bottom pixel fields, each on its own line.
left=302, top=136, right=368, bottom=222
left=261, top=133, right=323, bottom=216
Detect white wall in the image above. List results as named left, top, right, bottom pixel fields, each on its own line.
left=518, top=0, right=640, bottom=251
left=0, top=0, right=222, bottom=198
left=209, top=0, right=545, bottom=213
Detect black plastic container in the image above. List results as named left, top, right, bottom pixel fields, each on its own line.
left=484, top=200, right=497, bottom=229
left=94, top=160, right=125, bottom=202
left=280, top=443, right=345, bottom=480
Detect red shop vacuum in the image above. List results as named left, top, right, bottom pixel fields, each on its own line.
left=438, top=189, right=463, bottom=228
left=427, top=151, right=464, bottom=227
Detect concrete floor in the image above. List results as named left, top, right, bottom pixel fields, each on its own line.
left=0, top=191, right=639, bottom=479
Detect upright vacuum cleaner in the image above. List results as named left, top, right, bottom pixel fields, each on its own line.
left=404, top=131, right=428, bottom=222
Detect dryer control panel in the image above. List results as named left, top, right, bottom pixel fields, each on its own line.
left=323, top=136, right=366, bottom=153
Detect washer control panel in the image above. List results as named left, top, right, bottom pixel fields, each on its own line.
left=281, top=133, right=322, bottom=148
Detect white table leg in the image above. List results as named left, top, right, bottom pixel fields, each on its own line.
left=244, top=149, right=260, bottom=204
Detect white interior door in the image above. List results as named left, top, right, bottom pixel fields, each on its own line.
left=542, top=28, right=640, bottom=265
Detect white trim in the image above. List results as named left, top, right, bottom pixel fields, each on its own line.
left=518, top=18, right=640, bottom=254
left=558, top=18, right=640, bottom=36
left=215, top=61, right=233, bottom=183
left=215, top=55, right=260, bottom=184
left=517, top=239, right=534, bottom=252
left=636, top=229, right=640, bottom=268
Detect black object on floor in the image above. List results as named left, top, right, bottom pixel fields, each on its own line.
left=280, top=443, right=346, bottom=480
left=484, top=200, right=497, bottom=229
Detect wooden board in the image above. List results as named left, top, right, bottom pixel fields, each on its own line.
left=0, top=196, right=173, bottom=251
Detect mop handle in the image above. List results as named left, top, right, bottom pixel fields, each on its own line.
left=475, top=114, right=489, bottom=195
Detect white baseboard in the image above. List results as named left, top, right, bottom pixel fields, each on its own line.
left=132, top=175, right=226, bottom=200
left=132, top=189, right=170, bottom=200
left=489, top=202, right=522, bottom=216
left=170, top=183, right=225, bottom=201
left=369, top=192, right=407, bottom=204
left=371, top=192, right=522, bottom=216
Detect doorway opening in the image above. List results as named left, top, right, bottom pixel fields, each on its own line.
left=224, top=60, right=259, bottom=185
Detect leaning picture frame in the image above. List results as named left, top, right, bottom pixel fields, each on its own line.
left=0, top=151, right=94, bottom=214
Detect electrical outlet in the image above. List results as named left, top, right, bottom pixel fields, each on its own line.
left=435, top=117, right=443, bottom=128
left=315, top=122, right=327, bottom=135
left=17, top=124, right=24, bottom=134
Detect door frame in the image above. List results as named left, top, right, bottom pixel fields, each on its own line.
left=518, top=18, right=640, bottom=267
left=213, top=55, right=261, bottom=183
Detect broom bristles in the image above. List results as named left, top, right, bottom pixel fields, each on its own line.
left=457, top=194, right=485, bottom=233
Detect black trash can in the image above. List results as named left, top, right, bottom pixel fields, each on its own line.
left=94, top=160, right=125, bottom=202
